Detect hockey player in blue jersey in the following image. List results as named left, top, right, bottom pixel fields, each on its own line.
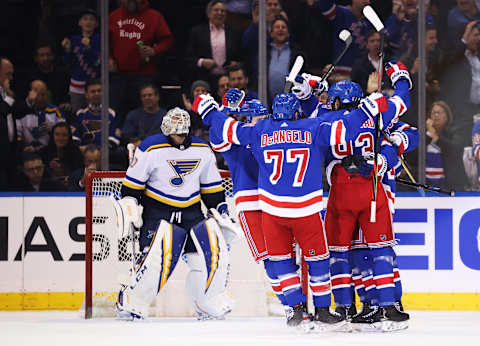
left=113, top=106, right=237, bottom=320
left=294, top=61, right=415, bottom=331
left=348, top=121, right=419, bottom=332
left=192, top=82, right=403, bottom=331
left=210, top=94, right=291, bottom=310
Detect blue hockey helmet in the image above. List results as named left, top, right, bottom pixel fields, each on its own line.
left=239, top=99, right=269, bottom=122
left=327, top=80, right=363, bottom=110
left=271, top=93, right=300, bottom=121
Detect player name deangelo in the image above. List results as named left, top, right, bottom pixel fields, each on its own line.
left=261, top=130, right=312, bottom=147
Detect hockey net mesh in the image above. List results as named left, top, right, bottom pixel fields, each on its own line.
left=85, top=170, right=276, bottom=317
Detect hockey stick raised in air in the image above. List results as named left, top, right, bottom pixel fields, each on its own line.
left=363, top=5, right=386, bottom=223
left=319, top=30, right=352, bottom=84
left=284, top=55, right=304, bottom=92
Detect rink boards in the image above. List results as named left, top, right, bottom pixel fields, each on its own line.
left=0, top=192, right=479, bottom=312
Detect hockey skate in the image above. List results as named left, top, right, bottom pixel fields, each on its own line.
left=381, top=305, right=409, bottom=332
left=351, top=304, right=409, bottom=332
left=335, top=304, right=357, bottom=321
left=115, top=289, right=144, bottom=321
left=286, top=303, right=313, bottom=332
left=395, top=300, right=405, bottom=312
left=351, top=304, right=383, bottom=332
left=311, top=307, right=348, bottom=332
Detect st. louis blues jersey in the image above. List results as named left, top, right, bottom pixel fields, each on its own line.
left=122, top=134, right=224, bottom=212
left=202, top=102, right=402, bottom=218
left=209, top=125, right=260, bottom=213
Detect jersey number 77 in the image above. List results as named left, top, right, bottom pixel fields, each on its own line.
left=264, top=148, right=310, bottom=187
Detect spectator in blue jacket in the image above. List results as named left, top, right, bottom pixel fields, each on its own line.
left=121, top=83, right=166, bottom=144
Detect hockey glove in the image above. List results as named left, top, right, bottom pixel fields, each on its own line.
left=209, top=206, right=240, bottom=245
left=301, top=73, right=328, bottom=96
left=389, top=130, right=409, bottom=156
left=358, top=153, right=388, bottom=177
left=385, top=61, right=412, bottom=90
left=291, top=74, right=312, bottom=100
left=359, top=92, right=388, bottom=120
left=192, top=94, right=219, bottom=118
left=222, top=88, right=245, bottom=113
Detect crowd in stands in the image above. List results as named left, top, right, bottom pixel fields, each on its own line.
left=1, top=0, right=480, bottom=193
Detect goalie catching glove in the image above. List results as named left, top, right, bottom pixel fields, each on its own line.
left=112, top=196, right=143, bottom=238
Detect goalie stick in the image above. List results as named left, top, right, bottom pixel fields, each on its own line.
left=127, top=143, right=137, bottom=277
left=363, top=5, right=386, bottom=222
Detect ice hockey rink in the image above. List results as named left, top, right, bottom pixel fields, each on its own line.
left=1, top=310, right=479, bottom=346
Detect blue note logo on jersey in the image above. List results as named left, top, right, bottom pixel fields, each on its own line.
left=167, top=159, right=201, bottom=186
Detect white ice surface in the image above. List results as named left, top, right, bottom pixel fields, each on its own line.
left=0, top=311, right=479, bottom=346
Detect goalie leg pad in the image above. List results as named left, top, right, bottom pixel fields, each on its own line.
left=116, top=220, right=187, bottom=318
left=185, top=218, right=233, bottom=319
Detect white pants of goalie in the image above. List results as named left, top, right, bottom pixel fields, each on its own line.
left=116, top=218, right=233, bottom=319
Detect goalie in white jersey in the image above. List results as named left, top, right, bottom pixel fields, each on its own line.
left=114, top=107, right=237, bottom=320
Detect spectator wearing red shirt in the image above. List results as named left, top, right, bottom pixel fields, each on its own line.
left=109, top=0, right=174, bottom=125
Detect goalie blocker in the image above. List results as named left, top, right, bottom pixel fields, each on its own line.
left=116, top=215, right=235, bottom=320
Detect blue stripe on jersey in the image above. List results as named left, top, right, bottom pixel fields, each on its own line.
left=191, top=137, right=209, bottom=145
left=139, top=133, right=169, bottom=152
left=125, top=174, right=146, bottom=185
left=200, top=181, right=223, bottom=188
left=146, top=184, right=200, bottom=201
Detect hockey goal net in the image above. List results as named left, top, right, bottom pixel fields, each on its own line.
left=84, top=170, right=278, bottom=318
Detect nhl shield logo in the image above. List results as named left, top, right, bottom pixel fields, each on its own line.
left=309, top=249, right=315, bottom=255
left=380, top=234, right=386, bottom=241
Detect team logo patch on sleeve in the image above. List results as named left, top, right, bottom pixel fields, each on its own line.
left=167, top=159, right=201, bottom=186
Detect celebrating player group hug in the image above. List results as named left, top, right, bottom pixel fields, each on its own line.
left=111, top=6, right=419, bottom=334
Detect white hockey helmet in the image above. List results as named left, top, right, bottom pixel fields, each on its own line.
left=161, top=107, right=191, bottom=136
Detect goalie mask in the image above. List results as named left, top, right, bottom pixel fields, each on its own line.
left=161, top=107, right=191, bottom=136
